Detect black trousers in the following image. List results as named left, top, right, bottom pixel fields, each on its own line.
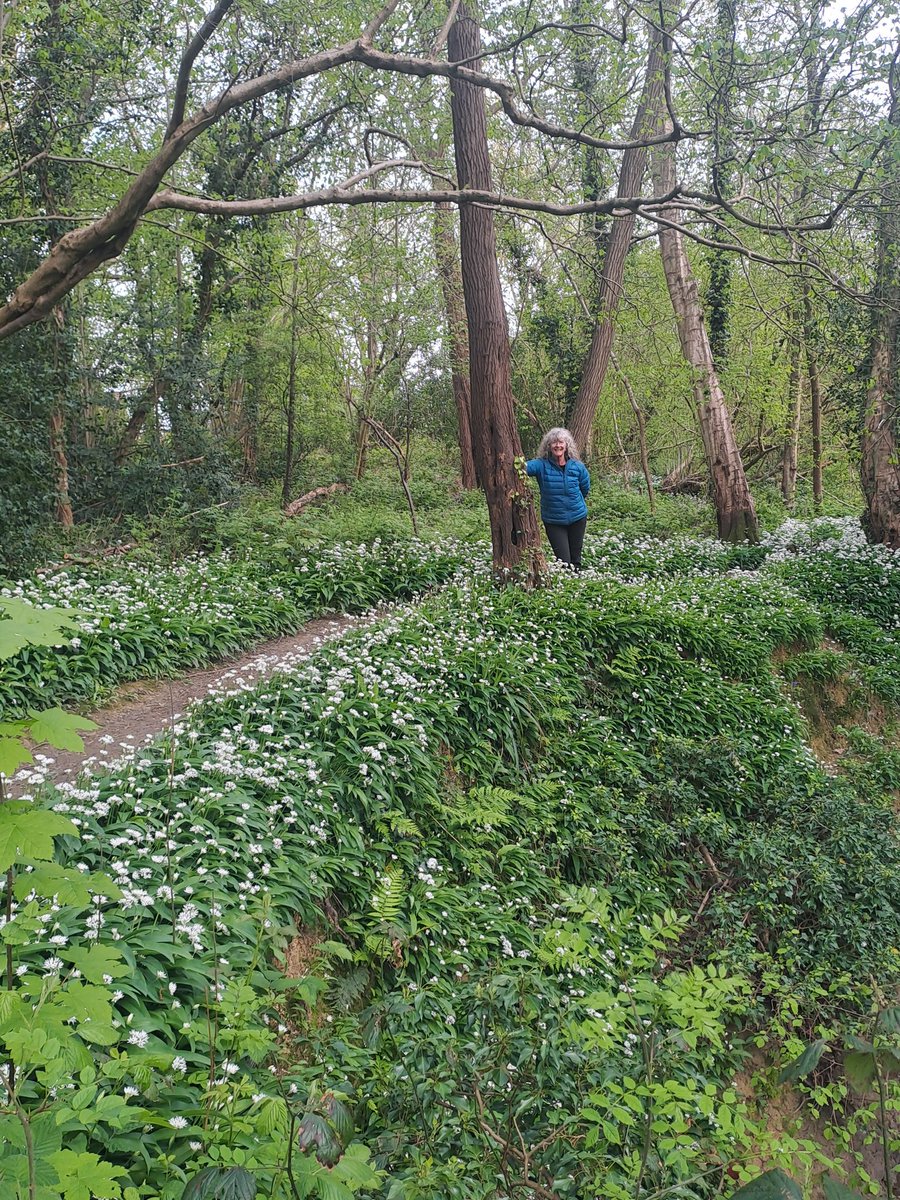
left=543, top=516, right=587, bottom=568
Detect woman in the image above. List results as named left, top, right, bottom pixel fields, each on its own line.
left=525, top=427, right=591, bottom=569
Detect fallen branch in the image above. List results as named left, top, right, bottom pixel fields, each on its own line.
left=283, top=482, right=349, bottom=516
left=156, top=455, right=206, bottom=469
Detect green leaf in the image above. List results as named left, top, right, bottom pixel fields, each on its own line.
left=0, top=804, right=79, bottom=871
left=276, top=975, right=328, bottom=1006
left=0, top=600, right=79, bottom=660
left=27, top=707, right=98, bottom=751
left=331, top=1144, right=380, bottom=1188
left=53, top=981, right=115, bottom=1026
left=877, top=1046, right=900, bottom=1076
left=730, top=1169, right=803, bottom=1200
left=298, top=1112, right=343, bottom=1166
left=322, top=1093, right=354, bottom=1144
left=0, top=737, right=32, bottom=777
left=182, top=1166, right=257, bottom=1200
left=844, top=1050, right=876, bottom=1092
left=778, top=1038, right=826, bottom=1083
left=846, top=1034, right=874, bottom=1052
left=77, top=1021, right=120, bottom=1047
left=822, top=1177, right=867, bottom=1200
left=14, top=863, right=94, bottom=906
left=315, top=1178, right=354, bottom=1200
left=877, top=1006, right=900, bottom=1034
left=49, top=1149, right=126, bottom=1200
left=63, top=945, right=129, bottom=985
left=318, top=940, right=354, bottom=962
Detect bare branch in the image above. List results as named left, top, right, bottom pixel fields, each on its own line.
left=433, top=0, right=461, bottom=55
left=0, top=150, right=48, bottom=191
left=147, top=180, right=684, bottom=219
left=165, top=0, right=237, bottom=140
left=361, top=0, right=403, bottom=44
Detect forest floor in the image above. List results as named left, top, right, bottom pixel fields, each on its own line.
left=15, top=610, right=372, bottom=794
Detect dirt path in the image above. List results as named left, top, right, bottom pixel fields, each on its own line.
left=14, top=611, right=371, bottom=794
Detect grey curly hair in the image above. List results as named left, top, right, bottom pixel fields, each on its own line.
left=537, top=427, right=581, bottom=462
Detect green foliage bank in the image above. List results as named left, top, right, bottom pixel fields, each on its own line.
left=1, top=521, right=900, bottom=1198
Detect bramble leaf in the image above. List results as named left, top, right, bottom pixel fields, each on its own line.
left=823, top=1176, right=867, bottom=1200
left=63, top=944, right=129, bottom=984
left=844, top=1050, right=876, bottom=1092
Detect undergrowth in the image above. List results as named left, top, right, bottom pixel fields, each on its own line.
left=6, top=530, right=900, bottom=1199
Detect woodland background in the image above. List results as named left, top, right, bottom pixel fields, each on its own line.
left=2, top=0, right=898, bottom=572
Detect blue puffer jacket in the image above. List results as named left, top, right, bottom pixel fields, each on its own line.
left=525, top=457, right=591, bottom=524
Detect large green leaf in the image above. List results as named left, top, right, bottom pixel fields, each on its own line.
left=181, top=1166, right=257, bottom=1200
left=877, top=1006, right=900, bottom=1034
left=0, top=804, right=79, bottom=871
left=27, top=707, right=98, bottom=751
left=843, top=1050, right=876, bottom=1092
left=64, top=944, right=129, bottom=985
left=0, top=599, right=79, bottom=659
left=0, top=737, right=32, bottom=777
left=330, top=1144, right=381, bottom=1189
left=15, top=863, right=81, bottom=904
left=49, top=1149, right=126, bottom=1200
left=731, top=1169, right=803, bottom=1200
left=778, top=1038, right=826, bottom=1083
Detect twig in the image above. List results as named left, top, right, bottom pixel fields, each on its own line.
left=698, top=842, right=723, bottom=881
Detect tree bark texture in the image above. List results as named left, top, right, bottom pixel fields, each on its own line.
left=283, top=226, right=303, bottom=507
left=433, top=201, right=477, bottom=488
left=448, top=5, right=544, bottom=581
left=781, top=331, right=804, bottom=506
left=807, top=343, right=824, bottom=511
left=49, top=406, right=73, bottom=527
left=651, top=122, right=758, bottom=542
left=49, top=307, right=73, bottom=527
left=861, top=76, right=900, bottom=547
left=569, top=24, right=666, bottom=452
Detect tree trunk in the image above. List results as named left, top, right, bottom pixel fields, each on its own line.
left=448, top=5, right=544, bottom=582
left=651, top=113, right=758, bottom=542
left=861, top=68, right=900, bottom=547
left=49, top=307, right=73, bottom=527
left=568, top=25, right=666, bottom=452
left=781, top=331, right=804, bottom=507
left=704, top=0, right=738, bottom=368
left=613, top=352, right=656, bottom=513
left=433, top=201, right=477, bottom=489
left=808, top=350, right=824, bottom=511
left=804, top=302, right=824, bottom=511
left=49, top=405, right=73, bottom=527
left=355, top=420, right=369, bottom=481
left=282, top=225, right=303, bottom=508
left=116, top=379, right=161, bottom=464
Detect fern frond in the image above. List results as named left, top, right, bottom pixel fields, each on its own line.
left=369, top=864, right=407, bottom=927
left=329, top=966, right=370, bottom=1012
left=443, top=785, right=519, bottom=829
